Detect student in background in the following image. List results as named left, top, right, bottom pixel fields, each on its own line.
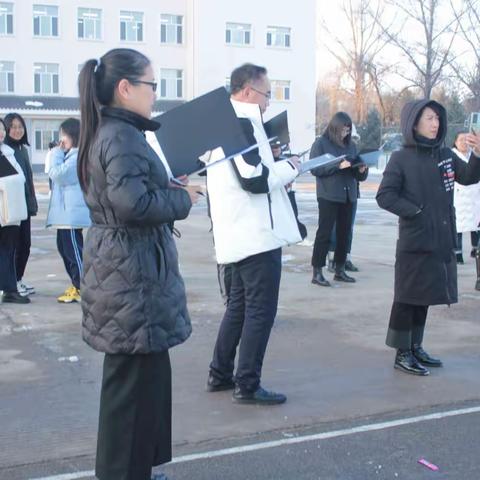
left=46, top=118, right=90, bottom=303
left=4, top=112, right=38, bottom=297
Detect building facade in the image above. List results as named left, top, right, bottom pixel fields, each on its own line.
left=0, top=0, right=317, bottom=170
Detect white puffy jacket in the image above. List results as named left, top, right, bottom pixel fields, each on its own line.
left=207, top=99, right=301, bottom=264
left=453, top=148, right=480, bottom=233
left=0, top=143, right=27, bottom=226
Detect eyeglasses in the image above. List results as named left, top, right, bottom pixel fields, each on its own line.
left=250, top=86, right=271, bottom=99
left=131, top=80, right=158, bottom=92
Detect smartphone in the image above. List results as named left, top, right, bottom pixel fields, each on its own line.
left=471, top=126, right=478, bottom=136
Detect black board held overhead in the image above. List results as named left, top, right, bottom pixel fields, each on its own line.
left=153, top=87, right=252, bottom=177
left=264, top=111, right=290, bottom=147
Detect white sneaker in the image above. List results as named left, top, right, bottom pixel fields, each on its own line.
left=17, top=281, right=35, bottom=296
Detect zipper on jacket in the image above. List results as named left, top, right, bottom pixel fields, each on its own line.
left=267, top=193, right=274, bottom=229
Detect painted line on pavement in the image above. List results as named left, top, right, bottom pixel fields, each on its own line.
left=29, top=404, right=480, bottom=480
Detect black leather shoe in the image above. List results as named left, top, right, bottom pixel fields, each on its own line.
left=206, top=373, right=235, bottom=392
left=2, top=292, right=31, bottom=304
left=334, top=270, right=356, bottom=283
left=312, top=268, right=331, bottom=287
left=232, top=386, right=287, bottom=405
left=345, top=260, right=359, bottom=272
left=394, top=350, right=430, bottom=376
left=412, top=345, right=443, bottom=367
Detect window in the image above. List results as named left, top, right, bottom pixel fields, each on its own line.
left=159, top=69, right=183, bottom=98
left=120, top=10, right=143, bottom=42
left=78, top=7, right=101, bottom=40
left=0, top=61, right=14, bottom=93
left=160, top=14, right=183, bottom=44
left=266, top=26, right=290, bottom=48
left=34, top=120, right=61, bottom=151
left=34, top=63, right=59, bottom=94
left=225, top=22, right=251, bottom=45
left=271, top=80, right=290, bottom=101
left=33, top=5, right=58, bottom=37
left=0, top=2, right=13, bottom=35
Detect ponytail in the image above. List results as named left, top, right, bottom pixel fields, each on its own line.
left=78, top=59, right=102, bottom=192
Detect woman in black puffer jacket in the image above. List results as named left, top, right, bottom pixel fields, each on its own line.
left=376, top=99, right=480, bottom=377
left=78, top=48, right=200, bottom=480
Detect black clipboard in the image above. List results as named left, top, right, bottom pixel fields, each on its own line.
left=0, top=155, right=18, bottom=178
left=153, top=87, right=252, bottom=177
left=264, top=111, right=290, bottom=147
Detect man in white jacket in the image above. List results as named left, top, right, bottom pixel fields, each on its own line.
left=206, top=63, right=301, bottom=405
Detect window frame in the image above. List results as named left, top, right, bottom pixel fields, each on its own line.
left=0, top=60, right=14, bottom=93
left=33, top=4, right=59, bottom=38
left=77, top=7, right=103, bottom=41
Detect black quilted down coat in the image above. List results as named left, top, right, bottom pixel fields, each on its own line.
left=376, top=100, right=480, bottom=306
left=81, top=107, right=193, bottom=354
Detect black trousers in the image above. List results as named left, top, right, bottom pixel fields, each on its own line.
left=96, top=351, right=172, bottom=480
left=329, top=200, right=358, bottom=254
left=210, top=248, right=282, bottom=393
left=56, top=229, right=83, bottom=289
left=312, top=198, right=354, bottom=268
left=15, top=216, right=31, bottom=281
left=0, top=225, right=20, bottom=292
left=386, top=302, right=429, bottom=350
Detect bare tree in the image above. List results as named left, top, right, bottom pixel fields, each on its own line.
left=378, top=0, right=460, bottom=98
left=320, top=0, right=393, bottom=124
left=450, top=0, right=480, bottom=111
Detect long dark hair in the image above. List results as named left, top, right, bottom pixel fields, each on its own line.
left=60, top=118, right=80, bottom=148
left=4, top=112, right=30, bottom=146
left=325, top=112, right=352, bottom=147
left=78, top=48, right=151, bottom=191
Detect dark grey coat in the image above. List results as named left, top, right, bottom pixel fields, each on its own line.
left=81, top=107, right=193, bottom=354
left=310, top=135, right=368, bottom=202
left=376, top=99, right=480, bottom=306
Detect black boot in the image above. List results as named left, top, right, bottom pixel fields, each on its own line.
left=312, top=267, right=331, bottom=287
left=394, top=349, right=430, bottom=376
left=334, top=265, right=356, bottom=283
left=345, top=259, right=359, bottom=272
left=476, top=249, right=480, bottom=291
left=412, top=344, right=443, bottom=367
left=1, top=291, right=31, bottom=304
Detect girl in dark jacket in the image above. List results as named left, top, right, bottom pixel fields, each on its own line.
left=78, top=48, right=199, bottom=480
left=376, top=100, right=480, bottom=376
left=4, top=112, right=38, bottom=297
left=310, top=112, right=368, bottom=286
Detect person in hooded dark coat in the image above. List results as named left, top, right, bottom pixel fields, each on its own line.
left=376, top=99, right=480, bottom=376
